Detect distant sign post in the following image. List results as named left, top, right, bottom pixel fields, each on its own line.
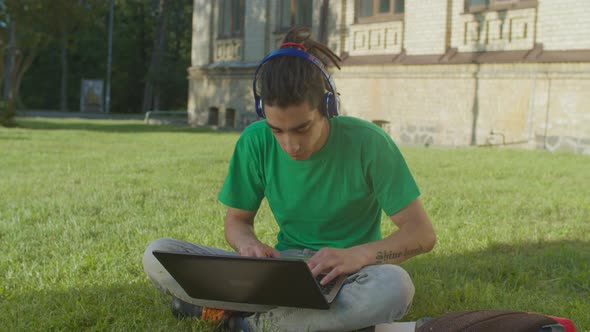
left=80, top=79, right=104, bottom=113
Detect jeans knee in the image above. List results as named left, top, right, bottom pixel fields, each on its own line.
left=142, top=238, right=177, bottom=275
left=146, top=237, right=180, bottom=251
left=379, top=265, right=415, bottom=321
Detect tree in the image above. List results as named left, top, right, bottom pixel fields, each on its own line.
left=0, top=1, right=103, bottom=119
left=0, top=0, right=47, bottom=126
left=39, top=0, right=103, bottom=112
left=142, top=0, right=170, bottom=113
left=12, top=0, right=192, bottom=115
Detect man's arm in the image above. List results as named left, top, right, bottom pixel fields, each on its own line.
left=307, top=198, right=436, bottom=284
left=224, top=207, right=280, bottom=258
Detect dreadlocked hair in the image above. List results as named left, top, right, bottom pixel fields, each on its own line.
left=256, top=26, right=341, bottom=114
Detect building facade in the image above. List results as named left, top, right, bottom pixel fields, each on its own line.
left=188, top=0, right=590, bottom=154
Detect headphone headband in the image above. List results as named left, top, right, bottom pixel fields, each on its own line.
left=252, top=48, right=339, bottom=118
left=279, top=42, right=307, bottom=52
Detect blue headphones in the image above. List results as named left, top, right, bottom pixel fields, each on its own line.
left=252, top=48, right=339, bottom=118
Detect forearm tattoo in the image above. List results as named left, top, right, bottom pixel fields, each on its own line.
left=376, top=245, right=424, bottom=264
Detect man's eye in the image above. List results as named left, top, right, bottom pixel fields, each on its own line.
left=297, top=126, right=309, bottom=133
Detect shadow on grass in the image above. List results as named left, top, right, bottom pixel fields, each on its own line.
left=404, top=239, right=588, bottom=328
left=2, top=281, right=216, bottom=331
left=13, top=118, right=236, bottom=134
left=2, top=240, right=588, bottom=331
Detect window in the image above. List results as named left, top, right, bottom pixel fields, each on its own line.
left=208, top=107, right=219, bottom=126
left=225, top=108, right=236, bottom=128
left=218, top=0, right=244, bottom=38
left=465, top=0, right=489, bottom=12
left=464, top=0, right=537, bottom=13
left=277, top=0, right=313, bottom=31
left=356, top=0, right=404, bottom=23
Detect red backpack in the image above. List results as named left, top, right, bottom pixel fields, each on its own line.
left=415, top=310, right=576, bottom=332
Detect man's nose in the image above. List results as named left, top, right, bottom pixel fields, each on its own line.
left=282, top=134, right=301, bottom=154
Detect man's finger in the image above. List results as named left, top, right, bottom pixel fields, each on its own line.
left=307, top=260, right=317, bottom=273
left=320, top=268, right=341, bottom=285
left=310, top=263, right=326, bottom=277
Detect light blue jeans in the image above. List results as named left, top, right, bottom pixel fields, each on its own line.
left=143, top=238, right=415, bottom=332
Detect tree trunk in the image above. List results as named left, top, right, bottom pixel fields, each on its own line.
left=3, top=20, right=16, bottom=102
left=60, top=29, right=68, bottom=111
left=142, top=0, right=169, bottom=113
left=14, top=49, right=37, bottom=110
left=153, top=90, right=160, bottom=111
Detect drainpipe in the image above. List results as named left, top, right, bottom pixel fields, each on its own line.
left=470, top=64, right=480, bottom=146
left=543, top=78, right=552, bottom=150
left=526, top=74, right=537, bottom=146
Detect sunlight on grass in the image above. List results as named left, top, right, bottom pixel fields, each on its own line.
left=1, top=118, right=588, bottom=331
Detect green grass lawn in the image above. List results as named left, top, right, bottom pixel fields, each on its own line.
left=1, top=118, right=589, bottom=331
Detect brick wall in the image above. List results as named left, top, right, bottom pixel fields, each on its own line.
left=538, top=0, right=590, bottom=50
left=404, top=0, right=448, bottom=55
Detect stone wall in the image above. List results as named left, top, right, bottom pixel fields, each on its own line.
left=404, top=0, right=449, bottom=55
left=335, top=62, right=590, bottom=154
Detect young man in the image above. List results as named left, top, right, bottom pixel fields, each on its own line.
left=143, top=27, right=436, bottom=332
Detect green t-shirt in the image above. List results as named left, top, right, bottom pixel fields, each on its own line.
left=218, top=116, right=420, bottom=251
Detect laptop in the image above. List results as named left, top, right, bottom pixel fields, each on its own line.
left=152, top=250, right=347, bottom=310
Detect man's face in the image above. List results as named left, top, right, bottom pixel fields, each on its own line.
left=264, top=102, right=330, bottom=161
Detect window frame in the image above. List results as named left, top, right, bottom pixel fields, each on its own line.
left=464, top=0, right=538, bottom=14
left=355, top=0, right=405, bottom=24
left=217, top=0, right=245, bottom=39
left=275, top=0, right=313, bottom=33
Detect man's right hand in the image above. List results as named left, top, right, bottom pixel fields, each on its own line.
left=238, top=241, right=280, bottom=258
left=224, top=207, right=280, bottom=258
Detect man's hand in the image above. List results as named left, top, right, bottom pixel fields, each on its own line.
left=307, top=247, right=369, bottom=285
left=307, top=199, right=436, bottom=286
left=238, top=241, right=280, bottom=258
left=225, top=207, right=280, bottom=258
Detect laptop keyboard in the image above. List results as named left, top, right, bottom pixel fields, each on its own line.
left=316, top=274, right=338, bottom=295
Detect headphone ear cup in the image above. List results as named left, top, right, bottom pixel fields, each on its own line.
left=323, top=92, right=335, bottom=118
left=255, top=96, right=265, bottom=118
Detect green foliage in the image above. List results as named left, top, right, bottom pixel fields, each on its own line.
left=18, top=0, right=193, bottom=113
left=2, top=0, right=51, bottom=49
left=1, top=0, right=105, bottom=111
left=1, top=119, right=589, bottom=331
